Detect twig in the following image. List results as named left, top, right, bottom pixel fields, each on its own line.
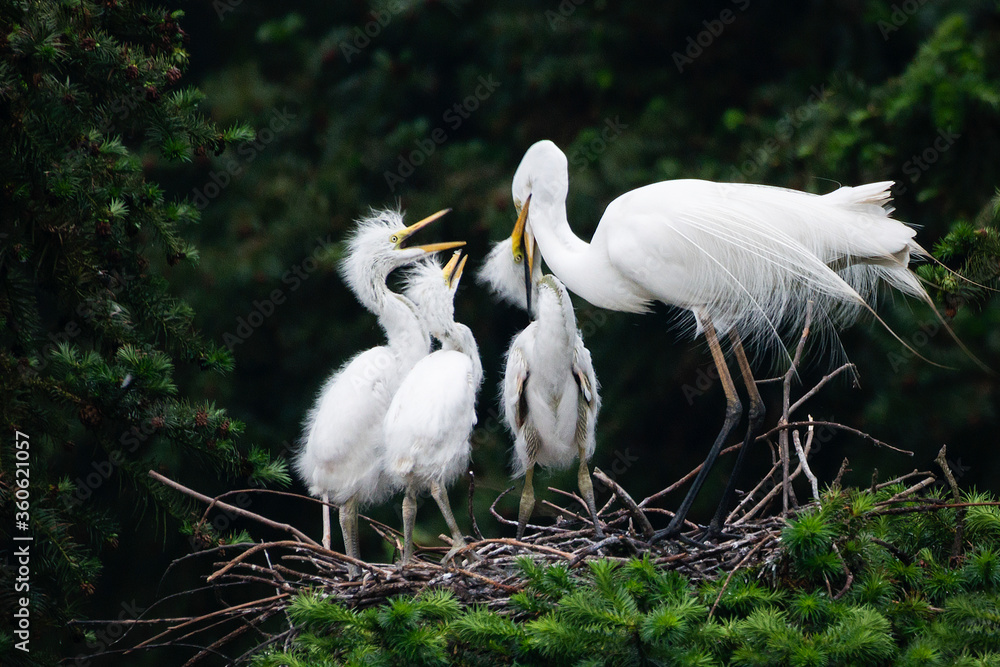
left=780, top=300, right=813, bottom=515
left=756, top=421, right=912, bottom=456
left=466, top=537, right=576, bottom=560
left=567, top=535, right=621, bottom=567
left=793, top=420, right=819, bottom=501
left=207, top=540, right=388, bottom=582
left=887, top=477, right=936, bottom=502
left=832, top=543, right=854, bottom=600
left=832, top=458, right=850, bottom=488
left=148, top=471, right=319, bottom=546
left=593, top=467, right=655, bottom=539
left=788, top=363, right=856, bottom=414
left=874, top=470, right=934, bottom=491
left=936, top=445, right=966, bottom=563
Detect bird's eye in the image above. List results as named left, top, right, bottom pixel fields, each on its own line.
left=513, top=252, right=523, bottom=263
left=390, top=234, right=400, bottom=244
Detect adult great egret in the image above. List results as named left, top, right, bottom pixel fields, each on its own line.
left=478, top=213, right=603, bottom=540
left=384, top=251, right=483, bottom=565
left=511, top=139, right=935, bottom=540
left=296, top=209, right=463, bottom=573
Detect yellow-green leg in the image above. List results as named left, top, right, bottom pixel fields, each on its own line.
left=517, top=465, right=535, bottom=540
left=339, top=496, right=360, bottom=578
left=577, top=447, right=605, bottom=539
left=429, top=480, right=477, bottom=564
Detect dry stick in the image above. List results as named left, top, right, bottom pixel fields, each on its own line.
left=131, top=593, right=288, bottom=650
left=875, top=469, right=934, bottom=491
left=726, top=459, right=782, bottom=524
left=468, top=537, right=576, bottom=560
left=793, top=420, right=820, bottom=501
left=593, top=467, right=655, bottom=539
left=935, top=445, right=966, bottom=562
left=208, top=540, right=388, bottom=582
left=756, top=421, right=912, bottom=455
left=831, top=542, right=854, bottom=600
left=541, top=500, right=589, bottom=526
left=733, top=434, right=814, bottom=526
left=787, top=363, right=856, bottom=415
left=567, top=535, right=622, bottom=567
left=871, top=500, right=1000, bottom=517
left=708, top=534, right=776, bottom=619
left=887, top=477, right=937, bottom=502
left=148, top=471, right=319, bottom=547
left=832, top=458, right=850, bottom=488
left=780, top=300, right=813, bottom=515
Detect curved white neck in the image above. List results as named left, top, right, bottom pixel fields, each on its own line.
left=530, top=198, right=592, bottom=286
left=442, top=323, right=482, bottom=388
left=380, top=291, right=431, bottom=371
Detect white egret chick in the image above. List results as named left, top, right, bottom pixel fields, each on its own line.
left=478, top=212, right=603, bottom=540
left=511, top=139, right=938, bottom=540
left=384, top=251, right=483, bottom=565
left=296, top=209, right=463, bottom=573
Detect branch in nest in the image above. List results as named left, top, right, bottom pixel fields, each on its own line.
left=149, top=471, right=319, bottom=546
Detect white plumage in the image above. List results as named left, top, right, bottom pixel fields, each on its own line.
left=384, top=251, right=483, bottom=564
left=511, top=139, right=934, bottom=540
left=295, top=208, right=461, bottom=571
left=479, top=225, right=603, bottom=539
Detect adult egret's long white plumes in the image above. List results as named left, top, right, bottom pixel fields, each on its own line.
left=478, top=214, right=603, bottom=540
left=511, top=139, right=938, bottom=540
left=295, top=209, right=463, bottom=574
left=384, top=251, right=483, bottom=565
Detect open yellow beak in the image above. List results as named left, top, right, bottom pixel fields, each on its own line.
left=395, top=208, right=466, bottom=253
left=443, top=249, right=468, bottom=290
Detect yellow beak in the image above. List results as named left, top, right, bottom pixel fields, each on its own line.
left=443, top=249, right=468, bottom=290
left=512, top=194, right=535, bottom=312
left=511, top=195, right=533, bottom=268
left=396, top=208, right=466, bottom=253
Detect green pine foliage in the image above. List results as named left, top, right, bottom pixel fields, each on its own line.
left=254, top=487, right=1000, bottom=666
left=0, top=1, right=286, bottom=661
